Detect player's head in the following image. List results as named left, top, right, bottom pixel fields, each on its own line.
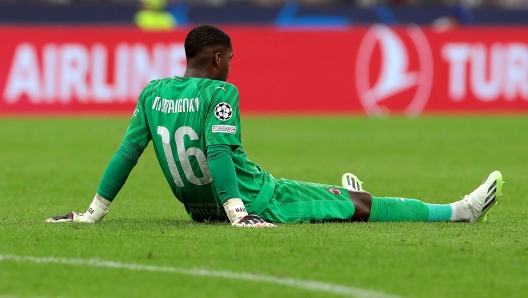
left=184, top=25, right=233, bottom=81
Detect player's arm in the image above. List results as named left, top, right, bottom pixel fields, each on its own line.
left=207, top=144, right=275, bottom=228
left=45, top=131, right=148, bottom=223
left=204, top=84, right=274, bottom=227
left=45, top=89, right=152, bottom=223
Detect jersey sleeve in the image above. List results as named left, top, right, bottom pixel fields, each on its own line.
left=95, top=86, right=152, bottom=201
left=207, top=144, right=241, bottom=204
left=123, top=86, right=152, bottom=147
left=204, top=83, right=242, bottom=148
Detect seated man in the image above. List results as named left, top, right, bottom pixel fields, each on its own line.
left=45, top=25, right=504, bottom=227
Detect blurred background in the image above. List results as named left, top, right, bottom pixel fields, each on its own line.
left=1, top=0, right=528, bottom=26
left=1, top=0, right=528, bottom=116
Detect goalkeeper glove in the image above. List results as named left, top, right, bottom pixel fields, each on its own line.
left=44, top=211, right=96, bottom=223
left=44, top=196, right=109, bottom=223
left=222, top=198, right=276, bottom=228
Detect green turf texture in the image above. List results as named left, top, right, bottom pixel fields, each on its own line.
left=0, top=116, right=527, bottom=298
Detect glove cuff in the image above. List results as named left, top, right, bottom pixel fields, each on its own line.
left=222, top=198, right=248, bottom=225
left=86, top=196, right=109, bottom=222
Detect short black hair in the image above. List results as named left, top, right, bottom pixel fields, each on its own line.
left=184, top=25, right=231, bottom=58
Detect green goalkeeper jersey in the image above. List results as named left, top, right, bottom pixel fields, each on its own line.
left=123, top=76, right=275, bottom=221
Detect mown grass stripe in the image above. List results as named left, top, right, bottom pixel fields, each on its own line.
left=0, top=254, right=400, bottom=298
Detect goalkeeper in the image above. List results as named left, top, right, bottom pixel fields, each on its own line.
left=46, top=25, right=504, bottom=227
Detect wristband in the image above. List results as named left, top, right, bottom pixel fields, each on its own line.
left=222, top=198, right=248, bottom=225
left=85, top=195, right=109, bottom=222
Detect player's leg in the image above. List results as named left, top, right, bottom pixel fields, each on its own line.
left=258, top=179, right=357, bottom=223
left=260, top=177, right=441, bottom=223
left=341, top=173, right=371, bottom=220
left=343, top=171, right=504, bottom=223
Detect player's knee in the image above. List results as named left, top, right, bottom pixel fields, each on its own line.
left=348, top=190, right=372, bottom=222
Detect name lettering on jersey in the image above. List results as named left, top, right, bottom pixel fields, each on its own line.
left=187, top=203, right=224, bottom=216
left=152, top=96, right=200, bottom=114
left=212, top=125, right=236, bottom=134
left=189, top=207, right=224, bottom=216
left=188, top=202, right=218, bottom=208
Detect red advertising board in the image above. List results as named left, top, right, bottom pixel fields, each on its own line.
left=1, top=25, right=528, bottom=115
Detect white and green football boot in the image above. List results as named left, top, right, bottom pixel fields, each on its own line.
left=463, top=170, right=504, bottom=223
left=341, top=173, right=364, bottom=192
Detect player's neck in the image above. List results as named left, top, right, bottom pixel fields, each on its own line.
left=183, top=68, right=212, bottom=80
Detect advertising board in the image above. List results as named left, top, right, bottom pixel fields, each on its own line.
left=1, top=26, right=527, bottom=115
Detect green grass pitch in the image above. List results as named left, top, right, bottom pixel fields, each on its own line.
left=0, top=115, right=527, bottom=298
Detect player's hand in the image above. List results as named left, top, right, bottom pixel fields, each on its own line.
left=44, top=196, right=109, bottom=224
left=223, top=198, right=276, bottom=228
left=233, top=214, right=276, bottom=228
left=44, top=211, right=96, bottom=223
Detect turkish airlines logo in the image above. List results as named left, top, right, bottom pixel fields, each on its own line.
left=356, top=25, right=433, bottom=116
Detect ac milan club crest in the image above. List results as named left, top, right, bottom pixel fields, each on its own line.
left=328, top=187, right=342, bottom=195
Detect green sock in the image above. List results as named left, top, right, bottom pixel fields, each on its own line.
left=425, top=204, right=453, bottom=221
left=369, top=197, right=429, bottom=222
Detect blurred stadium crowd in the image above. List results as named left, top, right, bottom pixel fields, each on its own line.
left=1, top=0, right=528, bottom=26
left=1, top=0, right=527, bottom=8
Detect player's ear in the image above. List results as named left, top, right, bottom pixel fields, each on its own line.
left=214, top=52, right=221, bottom=66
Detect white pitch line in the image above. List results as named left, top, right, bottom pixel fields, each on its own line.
left=0, top=254, right=400, bottom=298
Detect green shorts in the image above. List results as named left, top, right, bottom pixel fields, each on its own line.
left=258, top=178, right=356, bottom=223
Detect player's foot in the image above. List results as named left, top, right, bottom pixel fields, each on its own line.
left=342, top=173, right=364, bottom=192
left=463, top=170, right=504, bottom=223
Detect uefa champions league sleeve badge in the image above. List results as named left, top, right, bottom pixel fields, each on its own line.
left=214, top=102, right=233, bottom=121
